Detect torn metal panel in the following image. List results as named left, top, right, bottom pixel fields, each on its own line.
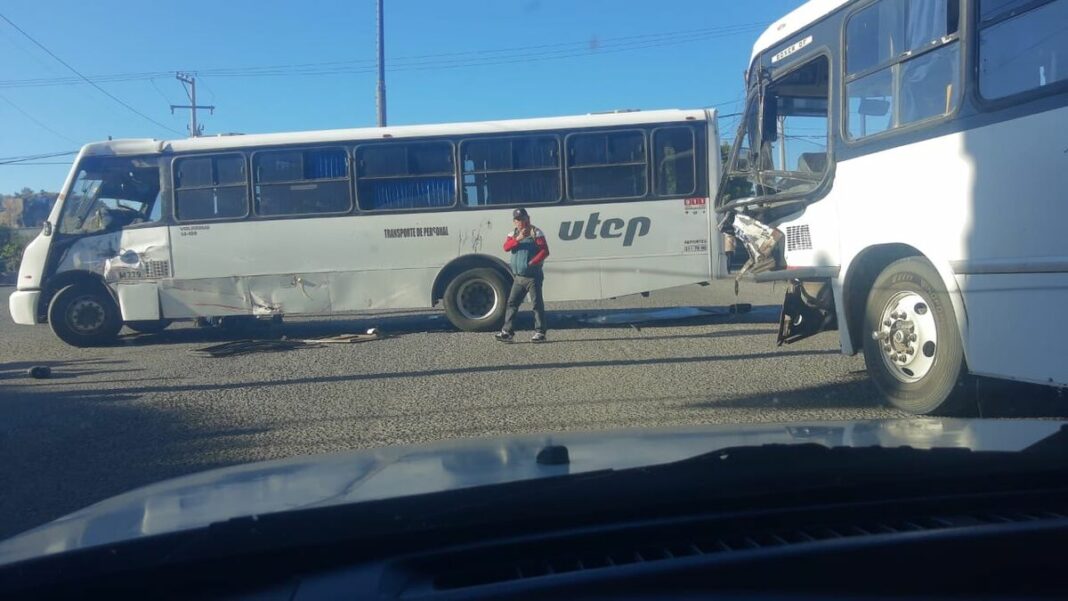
left=729, top=213, right=785, bottom=277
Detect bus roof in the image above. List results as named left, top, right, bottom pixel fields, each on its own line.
left=751, top=0, right=851, bottom=64
left=81, top=108, right=713, bottom=157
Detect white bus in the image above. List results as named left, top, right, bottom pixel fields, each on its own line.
left=9, top=109, right=723, bottom=346
left=716, top=0, right=1068, bottom=414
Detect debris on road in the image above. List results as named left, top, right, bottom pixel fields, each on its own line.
left=195, top=329, right=384, bottom=357
left=579, top=307, right=710, bottom=326
left=27, top=366, right=52, bottom=379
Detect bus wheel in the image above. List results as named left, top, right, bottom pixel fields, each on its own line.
left=125, top=319, right=172, bottom=334
left=48, top=283, right=123, bottom=347
left=862, top=257, right=972, bottom=415
left=443, top=268, right=508, bottom=332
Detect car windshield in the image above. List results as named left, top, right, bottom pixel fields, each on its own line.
left=2, top=0, right=1067, bottom=584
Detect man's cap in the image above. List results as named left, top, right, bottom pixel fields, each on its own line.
left=512, top=208, right=529, bottom=220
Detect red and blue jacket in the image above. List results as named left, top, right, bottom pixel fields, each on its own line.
left=503, top=225, right=550, bottom=277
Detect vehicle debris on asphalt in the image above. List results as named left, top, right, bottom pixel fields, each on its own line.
left=194, top=329, right=384, bottom=358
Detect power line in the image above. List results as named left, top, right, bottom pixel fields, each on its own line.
left=0, top=93, right=79, bottom=144
left=0, top=12, right=182, bottom=135
left=0, top=150, right=78, bottom=165
left=0, top=22, right=768, bottom=89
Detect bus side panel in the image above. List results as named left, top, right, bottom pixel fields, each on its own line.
left=330, top=269, right=436, bottom=312
left=956, top=273, right=1068, bottom=387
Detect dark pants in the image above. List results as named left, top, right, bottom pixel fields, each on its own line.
left=502, top=273, right=546, bottom=334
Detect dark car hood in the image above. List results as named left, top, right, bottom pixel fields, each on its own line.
left=1, top=418, right=1063, bottom=567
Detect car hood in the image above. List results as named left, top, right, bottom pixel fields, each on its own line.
left=1, top=418, right=1063, bottom=567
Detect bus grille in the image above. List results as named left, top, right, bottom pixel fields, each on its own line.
left=786, top=225, right=812, bottom=251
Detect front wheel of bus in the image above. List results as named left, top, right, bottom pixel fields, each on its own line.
left=48, top=283, right=123, bottom=347
left=862, top=257, right=972, bottom=416
left=443, top=268, right=508, bottom=332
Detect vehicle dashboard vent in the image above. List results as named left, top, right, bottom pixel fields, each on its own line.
left=429, top=508, right=1068, bottom=591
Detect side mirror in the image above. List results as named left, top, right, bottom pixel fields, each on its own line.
left=858, top=98, right=891, bottom=117
left=42, top=220, right=52, bottom=236
left=734, top=156, right=751, bottom=172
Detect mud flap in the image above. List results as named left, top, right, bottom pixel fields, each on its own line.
left=777, top=279, right=837, bottom=346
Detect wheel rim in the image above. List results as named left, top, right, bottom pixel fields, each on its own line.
left=871, top=291, right=938, bottom=383
left=455, top=279, right=499, bottom=320
left=66, top=296, right=107, bottom=334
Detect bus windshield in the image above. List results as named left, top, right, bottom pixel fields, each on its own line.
left=58, top=156, right=162, bottom=235
left=719, top=56, right=831, bottom=206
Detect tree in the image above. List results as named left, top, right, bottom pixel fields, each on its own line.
left=0, top=225, right=25, bottom=273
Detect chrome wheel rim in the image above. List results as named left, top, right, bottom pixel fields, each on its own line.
left=871, top=291, right=938, bottom=383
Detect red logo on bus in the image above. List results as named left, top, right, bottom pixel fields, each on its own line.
left=684, top=197, right=707, bottom=207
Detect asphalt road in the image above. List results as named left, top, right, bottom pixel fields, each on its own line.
left=2, top=280, right=1057, bottom=540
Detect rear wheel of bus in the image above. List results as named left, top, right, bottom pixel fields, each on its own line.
left=443, top=268, right=508, bottom=332
left=862, top=257, right=973, bottom=416
left=47, top=283, right=123, bottom=347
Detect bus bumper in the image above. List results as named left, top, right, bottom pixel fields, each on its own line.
left=9, top=289, right=41, bottom=325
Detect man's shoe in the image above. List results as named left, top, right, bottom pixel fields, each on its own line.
left=495, top=331, right=514, bottom=342
left=531, top=332, right=547, bottom=343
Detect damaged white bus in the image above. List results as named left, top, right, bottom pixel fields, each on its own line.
left=9, top=109, right=723, bottom=346
left=717, top=0, right=1068, bottom=413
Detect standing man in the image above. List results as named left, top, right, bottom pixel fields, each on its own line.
left=496, top=208, right=550, bottom=342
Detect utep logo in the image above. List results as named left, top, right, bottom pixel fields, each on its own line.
left=558, top=212, right=651, bottom=247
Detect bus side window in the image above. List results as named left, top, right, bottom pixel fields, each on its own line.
left=174, top=155, right=249, bottom=222
left=567, top=131, right=647, bottom=201
left=846, top=0, right=962, bottom=138
left=461, top=136, right=561, bottom=206
left=356, top=142, right=456, bottom=211
left=253, top=148, right=351, bottom=217
left=653, top=127, right=696, bottom=197
left=979, top=0, right=1068, bottom=100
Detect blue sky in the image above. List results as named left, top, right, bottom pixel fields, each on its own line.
left=0, top=0, right=805, bottom=193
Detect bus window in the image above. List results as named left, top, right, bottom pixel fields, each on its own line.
left=174, top=155, right=249, bottom=222
left=979, top=0, right=1068, bottom=100
left=653, top=127, right=696, bottom=197
left=846, top=0, right=961, bottom=138
left=253, top=148, right=351, bottom=216
left=58, top=157, right=162, bottom=235
left=461, top=136, right=561, bottom=206
left=356, top=141, right=456, bottom=211
left=567, top=130, right=647, bottom=200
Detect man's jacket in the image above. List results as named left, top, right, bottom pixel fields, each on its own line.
left=503, top=226, right=550, bottom=277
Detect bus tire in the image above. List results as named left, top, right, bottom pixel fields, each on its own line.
left=47, top=283, right=123, bottom=347
left=862, top=257, right=973, bottom=415
left=443, top=268, right=509, bottom=332
left=125, top=319, right=172, bottom=334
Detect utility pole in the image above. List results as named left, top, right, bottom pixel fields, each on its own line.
left=376, top=0, right=387, bottom=126
left=170, top=72, right=215, bottom=137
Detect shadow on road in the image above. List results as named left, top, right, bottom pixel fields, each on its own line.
left=0, top=377, right=267, bottom=541
left=116, top=304, right=783, bottom=347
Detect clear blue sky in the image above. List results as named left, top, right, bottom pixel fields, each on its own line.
left=0, top=0, right=805, bottom=193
